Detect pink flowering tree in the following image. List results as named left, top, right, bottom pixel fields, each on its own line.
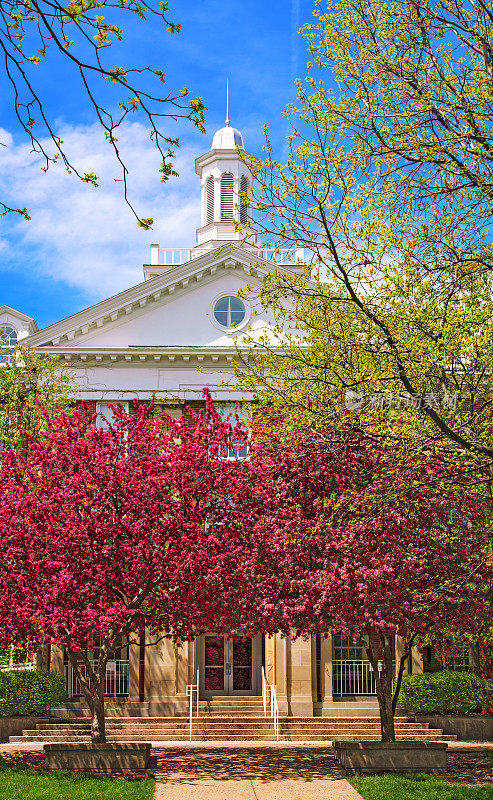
left=0, top=392, right=256, bottom=743
left=247, top=418, right=493, bottom=742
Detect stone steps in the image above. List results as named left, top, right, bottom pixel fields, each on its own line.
left=29, top=718, right=424, bottom=728
left=10, top=697, right=456, bottom=744
left=9, top=734, right=457, bottom=743
left=13, top=727, right=448, bottom=737
left=10, top=720, right=456, bottom=744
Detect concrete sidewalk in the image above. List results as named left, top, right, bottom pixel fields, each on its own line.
left=152, top=743, right=364, bottom=800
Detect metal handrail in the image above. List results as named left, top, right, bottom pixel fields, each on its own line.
left=186, top=669, right=199, bottom=741
left=271, top=685, right=279, bottom=741
left=261, top=666, right=279, bottom=740
left=261, top=666, right=267, bottom=716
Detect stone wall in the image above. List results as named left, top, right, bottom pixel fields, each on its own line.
left=416, top=715, right=493, bottom=741
left=0, top=717, right=48, bottom=743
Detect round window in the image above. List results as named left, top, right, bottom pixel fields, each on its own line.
left=213, top=296, right=246, bottom=329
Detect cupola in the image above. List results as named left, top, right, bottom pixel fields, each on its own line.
left=194, top=90, right=254, bottom=253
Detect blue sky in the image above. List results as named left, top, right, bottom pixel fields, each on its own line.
left=0, top=0, right=315, bottom=329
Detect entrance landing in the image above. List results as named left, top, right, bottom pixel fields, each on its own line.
left=153, top=743, right=364, bottom=800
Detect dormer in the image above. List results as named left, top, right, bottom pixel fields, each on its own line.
left=0, top=305, right=38, bottom=344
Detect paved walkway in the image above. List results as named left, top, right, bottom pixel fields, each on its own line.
left=2, top=740, right=492, bottom=799
left=152, top=743, right=364, bottom=800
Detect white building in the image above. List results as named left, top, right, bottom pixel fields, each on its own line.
left=1, top=119, right=421, bottom=722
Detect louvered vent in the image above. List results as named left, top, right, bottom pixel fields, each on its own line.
left=220, top=173, right=234, bottom=220
left=206, top=176, right=214, bottom=224
left=239, top=175, right=249, bottom=224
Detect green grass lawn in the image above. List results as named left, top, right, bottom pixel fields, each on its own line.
left=0, top=758, right=155, bottom=800
left=350, top=774, right=493, bottom=800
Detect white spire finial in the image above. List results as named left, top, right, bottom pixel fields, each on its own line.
left=226, top=79, right=230, bottom=126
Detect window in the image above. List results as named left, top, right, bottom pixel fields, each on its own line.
left=333, top=635, right=368, bottom=662
left=446, top=648, right=470, bottom=672
left=220, top=173, right=234, bottom=220
left=217, top=403, right=249, bottom=459
left=0, top=326, right=17, bottom=348
left=239, top=176, right=249, bottom=224
left=96, top=401, right=129, bottom=430
left=206, top=176, right=214, bottom=225
left=0, top=326, right=17, bottom=364
left=213, top=296, right=246, bottom=329
left=424, top=644, right=470, bottom=672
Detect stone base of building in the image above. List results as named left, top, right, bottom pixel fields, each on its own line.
left=333, top=740, right=448, bottom=774
left=44, top=742, right=152, bottom=772
left=52, top=698, right=191, bottom=718
left=414, top=714, right=493, bottom=742
left=0, top=716, right=49, bottom=743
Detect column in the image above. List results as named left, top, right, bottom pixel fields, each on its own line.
left=288, top=636, right=314, bottom=716
left=146, top=637, right=180, bottom=715
left=36, top=644, right=50, bottom=671
left=411, top=645, right=424, bottom=674
left=321, top=634, right=334, bottom=713
left=269, top=634, right=289, bottom=715
left=128, top=633, right=140, bottom=702
left=51, top=645, right=64, bottom=675
left=395, top=636, right=424, bottom=676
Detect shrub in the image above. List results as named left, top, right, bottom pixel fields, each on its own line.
left=0, top=670, right=66, bottom=716
left=399, top=670, right=492, bottom=714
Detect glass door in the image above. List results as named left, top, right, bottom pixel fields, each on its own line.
left=200, top=634, right=257, bottom=696
left=232, top=637, right=252, bottom=693
left=203, top=635, right=226, bottom=693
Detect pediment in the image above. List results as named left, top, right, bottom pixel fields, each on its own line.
left=0, top=305, right=38, bottom=338
left=26, top=244, right=286, bottom=351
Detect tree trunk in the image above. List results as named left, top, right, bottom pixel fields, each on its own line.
left=468, top=642, right=482, bottom=677
left=376, top=686, right=396, bottom=742
left=366, top=630, right=396, bottom=743
left=89, top=681, right=106, bottom=744
left=66, top=649, right=107, bottom=744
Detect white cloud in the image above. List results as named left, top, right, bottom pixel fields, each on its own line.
left=0, top=122, right=202, bottom=299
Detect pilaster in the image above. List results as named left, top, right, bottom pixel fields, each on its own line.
left=411, top=645, right=424, bottom=674
left=50, top=645, right=64, bottom=675
left=128, top=634, right=140, bottom=701
left=287, top=637, right=314, bottom=716
left=145, top=637, right=187, bottom=715
left=321, top=634, right=334, bottom=710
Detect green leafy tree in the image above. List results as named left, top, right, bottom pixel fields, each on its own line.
left=237, top=0, right=493, bottom=475
left=0, top=345, right=74, bottom=450
left=0, top=0, right=206, bottom=226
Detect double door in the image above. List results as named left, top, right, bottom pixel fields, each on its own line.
left=200, top=634, right=259, bottom=696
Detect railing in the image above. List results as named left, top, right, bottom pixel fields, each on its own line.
left=157, top=248, right=195, bottom=265
left=0, top=661, right=36, bottom=672
left=151, top=246, right=306, bottom=267
left=261, top=666, right=279, bottom=740
left=186, top=669, right=199, bottom=742
left=332, top=659, right=381, bottom=695
left=66, top=660, right=129, bottom=697
left=262, top=666, right=268, bottom=716
left=261, top=248, right=305, bottom=265
left=271, top=685, right=279, bottom=740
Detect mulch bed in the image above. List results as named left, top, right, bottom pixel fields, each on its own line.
left=444, top=751, right=493, bottom=785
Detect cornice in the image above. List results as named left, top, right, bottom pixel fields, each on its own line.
left=34, top=346, right=247, bottom=366
left=195, top=148, right=249, bottom=173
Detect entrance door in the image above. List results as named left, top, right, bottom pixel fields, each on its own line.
left=200, top=634, right=259, bottom=696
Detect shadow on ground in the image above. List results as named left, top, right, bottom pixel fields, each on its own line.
left=152, top=746, right=345, bottom=783
left=446, top=752, right=493, bottom=785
